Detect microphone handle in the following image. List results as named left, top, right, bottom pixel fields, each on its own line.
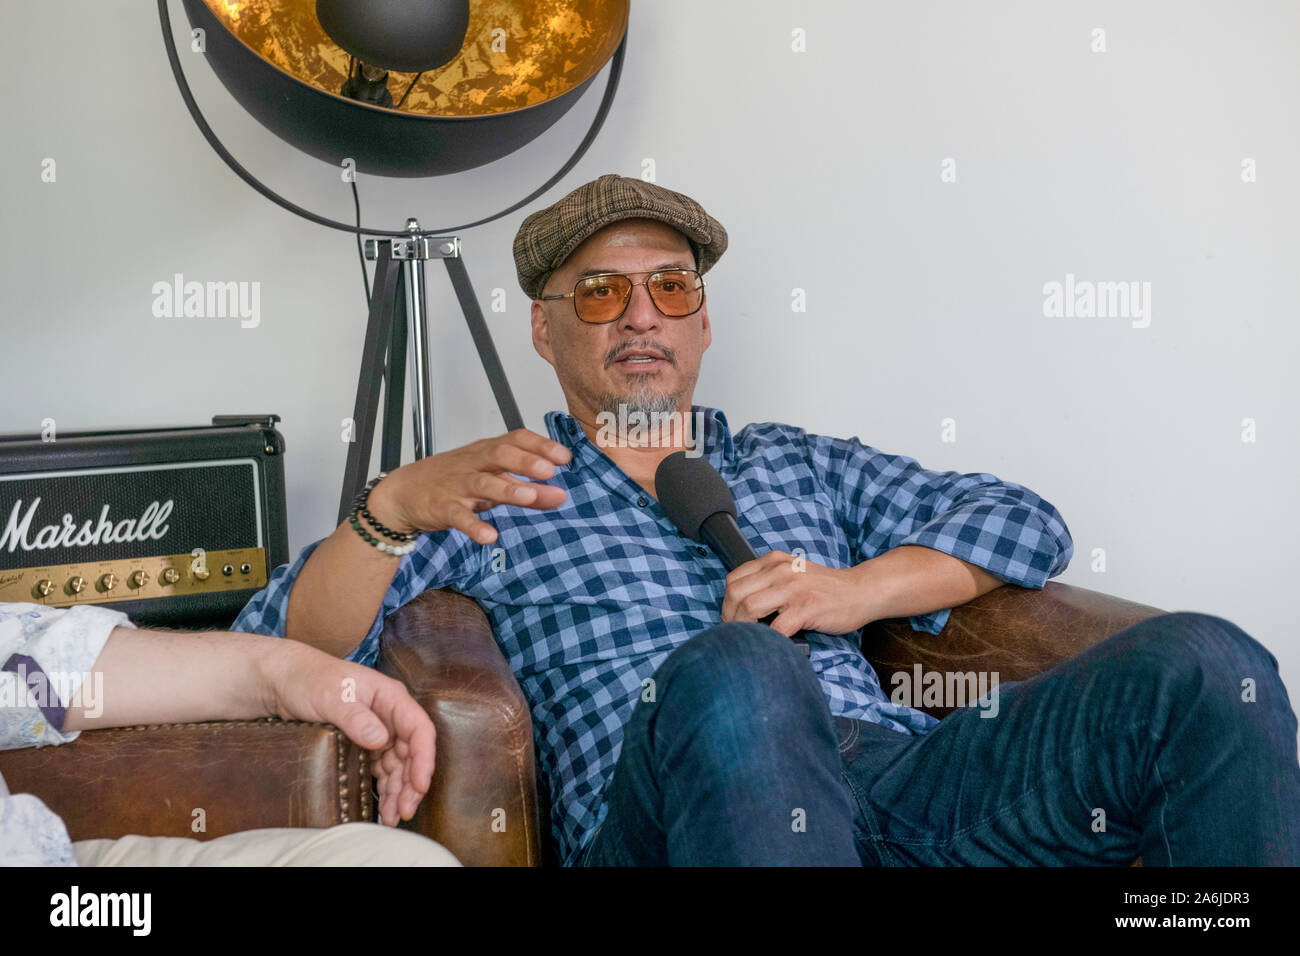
left=700, top=513, right=811, bottom=655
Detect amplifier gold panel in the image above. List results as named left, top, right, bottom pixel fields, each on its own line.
left=0, top=548, right=267, bottom=608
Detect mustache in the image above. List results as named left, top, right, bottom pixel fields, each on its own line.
left=607, top=344, right=676, bottom=366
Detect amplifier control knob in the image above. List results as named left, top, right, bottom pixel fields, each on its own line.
left=98, top=573, right=117, bottom=592
left=192, top=566, right=211, bottom=582
left=67, top=576, right=86, bottom=595
left=160, top=568, right=180, bottom=585
left=34, top=579, right=55, bottom=598
left=129, top=570, right=150, bottom=589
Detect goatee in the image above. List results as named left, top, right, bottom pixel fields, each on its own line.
left=595, top=385, right=684, bottom=419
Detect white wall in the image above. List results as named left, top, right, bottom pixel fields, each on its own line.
left=3, top=1, right=1297, bottom=730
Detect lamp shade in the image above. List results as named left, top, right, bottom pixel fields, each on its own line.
left=180, top=0, right=630, bottom=177
left=316, top=0, right=470, bottom=73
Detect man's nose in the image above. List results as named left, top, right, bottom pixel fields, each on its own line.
left=619, top=283, right=663, bottom=330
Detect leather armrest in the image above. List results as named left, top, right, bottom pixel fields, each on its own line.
left=0, top=719, right=371, bottom=842
left=863, top=581, right=1166, bottom=719
left=376, top=588, right=542, bottom=867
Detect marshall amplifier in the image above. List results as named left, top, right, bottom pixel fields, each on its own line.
left=0, top=415, right=288, bottom=627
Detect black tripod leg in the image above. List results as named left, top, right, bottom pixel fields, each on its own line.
left=380, top=271, right=408, bottom=473
left=339, top=247, right=402, bottom=524
left=444, top=255, right=525, bottom=432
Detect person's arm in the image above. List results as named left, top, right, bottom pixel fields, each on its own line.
left=853, top=544, right=1006, bottom=624
left=279, top=429, right=571, bottom=659
left=721, top=543, right=1011, bottom=639
left=282, top=481, right=418, bottom=659
left=59, top=625, right=434, bottom=826
left=803, top=428, right=1073, bottom=633
left=60, top=627, right=310, bottom=727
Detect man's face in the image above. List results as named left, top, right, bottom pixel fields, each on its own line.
left=531, top=218, right=711, bottom=423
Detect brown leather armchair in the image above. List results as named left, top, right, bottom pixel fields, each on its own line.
left=377, top=579, right=1166, bottom=866
left=0, top=580, right=1163, bottom=866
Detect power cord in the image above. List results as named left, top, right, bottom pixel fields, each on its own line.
left=351, top=177, right=370, bottom=310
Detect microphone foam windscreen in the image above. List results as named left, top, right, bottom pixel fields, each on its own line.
left=654, top=451, right=737, bottom=541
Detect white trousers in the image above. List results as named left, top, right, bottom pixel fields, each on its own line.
left=72, top=822, right=461, bottom=866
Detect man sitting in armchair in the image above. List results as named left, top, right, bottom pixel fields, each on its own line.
left=233, top=173, right=1300, bottom=866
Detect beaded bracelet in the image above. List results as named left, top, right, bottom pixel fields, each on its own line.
left=351, top=473, right=413, bottom=542
left=350, top=512, right=416, bottom=556
left=349, top=473, right=419, bottom=556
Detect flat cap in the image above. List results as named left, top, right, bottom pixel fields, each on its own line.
left=513, top=173, right=728, bottom=300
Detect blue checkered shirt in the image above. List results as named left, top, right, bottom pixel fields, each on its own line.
left=232, top=405, right=1073, bottom=865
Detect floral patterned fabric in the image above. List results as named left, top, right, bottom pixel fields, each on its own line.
left=1, top=602, right=132, bottom=866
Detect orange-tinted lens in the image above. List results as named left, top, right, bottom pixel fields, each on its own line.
left=575, top=274, right=631, bottom=322
left=648, top=271, right=702, bottom=315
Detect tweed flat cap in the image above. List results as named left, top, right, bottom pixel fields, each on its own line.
left=513, top=173, right=728, bottom=300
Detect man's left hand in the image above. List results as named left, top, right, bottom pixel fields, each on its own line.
left=721, top=550, right=874, bottom=638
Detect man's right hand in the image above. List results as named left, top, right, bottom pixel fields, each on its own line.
left=367, top=428, right=572, bottom=546
left=283, top=430, right=571, bottom=659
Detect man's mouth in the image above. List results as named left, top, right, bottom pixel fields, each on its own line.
left=614, top=351, right=667, bottom=370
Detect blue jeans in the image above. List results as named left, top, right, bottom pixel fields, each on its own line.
left=577, top=612, right=1300, bottom=865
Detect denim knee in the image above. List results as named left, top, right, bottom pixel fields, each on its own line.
left=651, top=622, right=818, bottom=723
left=662, top=621, right=811, bottom=695
left=650, top=622, right=826, bottom=771
left=1120, top=612, right=1290, bottom=725
left=1137, top=612, right=1280, bottom=677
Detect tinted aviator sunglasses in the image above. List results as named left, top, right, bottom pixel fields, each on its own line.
left=539, top=269, right=707, bottom=324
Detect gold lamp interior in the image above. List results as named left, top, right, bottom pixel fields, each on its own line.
left=202, top=0, right=630, bottom=117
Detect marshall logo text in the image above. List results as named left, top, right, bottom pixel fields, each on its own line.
left=0, top=498, right=174, bottom=553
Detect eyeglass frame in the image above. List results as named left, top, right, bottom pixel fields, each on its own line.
left=537, top=268, right=707, bottom=324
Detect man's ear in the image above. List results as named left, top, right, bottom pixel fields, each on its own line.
left=700, top=293, right=711, bottom=353
left=532, top=299, right=555, bottom=368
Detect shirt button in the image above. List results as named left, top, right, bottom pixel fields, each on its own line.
left=636, top=495, right=648, bottom=507
left=695, top=546, right=708, bottom=556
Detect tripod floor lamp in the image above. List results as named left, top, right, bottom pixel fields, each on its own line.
left=157, top=0, right=630, bottom=521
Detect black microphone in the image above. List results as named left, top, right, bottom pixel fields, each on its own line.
left=656, top=451, right=811, bottom=655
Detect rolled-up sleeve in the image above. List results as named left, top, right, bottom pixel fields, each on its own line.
left=804, top=432, right=1073, bottom=634
left=231, top=525, right=490, bottom=667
